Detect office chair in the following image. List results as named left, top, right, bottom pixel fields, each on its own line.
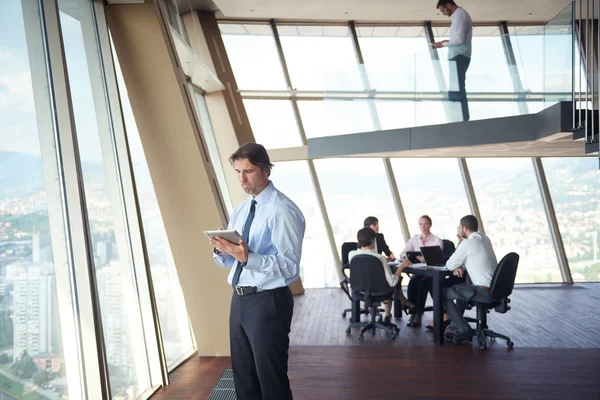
left=340, top=242, right=384, bottom=319
left=452, top=252, right=520, bottom=350
left=345, top=254, right=399, bottom=340
left=442, top=239, right=456, bottom=261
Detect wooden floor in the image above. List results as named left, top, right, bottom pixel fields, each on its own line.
left=151, top=283, right=600, bottom=400
left=291, top=283, right=600, bottom=348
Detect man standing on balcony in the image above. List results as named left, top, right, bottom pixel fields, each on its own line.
left=433, top=0, right=473, bottom=121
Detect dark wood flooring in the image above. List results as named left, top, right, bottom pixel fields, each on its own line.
left=151, top=283, right=600, bottom=400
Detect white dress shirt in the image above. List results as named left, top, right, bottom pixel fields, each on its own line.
left=445, top=232, right=497, bottom=287
left=443, top=7, right=473, bottom=59
left=348, top=248, right=398, bottom=287
left=212, top=181, right=306, bottom=290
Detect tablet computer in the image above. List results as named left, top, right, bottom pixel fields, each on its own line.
left=406, top=251, right=422, bottom=263
left=204, top=230, right=243, bottom=244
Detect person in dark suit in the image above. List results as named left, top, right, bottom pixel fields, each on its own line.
left=364, top=216, right=396, bottom=261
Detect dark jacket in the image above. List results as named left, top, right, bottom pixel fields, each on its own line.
left=376, top=233, right=392, bottom=257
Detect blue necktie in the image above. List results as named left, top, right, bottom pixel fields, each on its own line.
left=232, top=199, right=257, bottom=287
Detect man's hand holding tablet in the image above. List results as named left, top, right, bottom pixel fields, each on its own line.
left=206, top=230, right=249, bottom=263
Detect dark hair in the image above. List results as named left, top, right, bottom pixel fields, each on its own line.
left=229, top=143, right=274, bottom=175
left=436, top=0, right=456, bottom=8
left=357, top=227, right=377, bottom=248
left=460, top=215, right=479, bottom=232
left=363, top=216, right=378, bottom=227
left=419, top=215, right=432, bottom=225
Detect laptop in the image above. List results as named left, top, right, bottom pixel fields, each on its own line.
left=405, top=251, right=422, bottom=263
left=419, top=246, right=446, bottom=267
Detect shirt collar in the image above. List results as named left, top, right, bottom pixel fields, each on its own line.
left=469, top=232, right=482, bottom=240
left=251, top=181, right=275, bottom=205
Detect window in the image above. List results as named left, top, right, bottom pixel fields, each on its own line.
left=270, top=162, right=338, bottom=287
left=243, top=99, right=304, bottom=149
left=357, top=26, right=438, bottom=92
left=298, top=100, right=375, bottom=138
left=193, top=91, right=233, bottom=214
left=314, top=158, right=405, bottom=257
left=467, top=158, right=560, bottom=283
left=391, top=158, right=471, bottom=243
left=220, top=23, right=287, bottom=90
left=0, top=1, right=80, bottom=398
left=114, top=51, right=196, bottom=367
left=543, top=158, right=600, bottom=282
left=59, top=1, right=150, bottom=397
left=279, top=25, right=363, bottom=91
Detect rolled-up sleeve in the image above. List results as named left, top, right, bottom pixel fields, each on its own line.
left=245, top=208, right=305, bottom=279
left=446, top=241, right=469, bottom=271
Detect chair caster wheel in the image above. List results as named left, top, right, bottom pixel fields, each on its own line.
left=490, top=337, right=495, bottom=341
left=478, top=339, right=487, bottom=350
left=391, top=333, right=397, bottom=340
left=507, top=341, right=514, bottom=348
left=358, top=334, right=364, bottom=341
left=372, top=328, right=376, bottom=336
left=345, top=328, right=351, bottom=336
left=342, top=311, right=347, bottom=318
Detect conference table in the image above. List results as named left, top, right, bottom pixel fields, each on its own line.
left=351, top=263, right=453, bottom=345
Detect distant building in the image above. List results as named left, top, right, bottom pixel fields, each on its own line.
left=33, top=356, right=62, bottom=373
left=12, top=266, right=59, bottom=362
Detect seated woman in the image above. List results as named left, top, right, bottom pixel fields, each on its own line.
left=364, top=216, right=396, bottom=261
left=399, top=215, right=443, bottom=328
left=349, top=227, right=412, bottom=324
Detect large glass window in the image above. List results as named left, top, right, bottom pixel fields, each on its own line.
left=278, top=25, right=362, bottom=91
left=543, top=158, right=600, bottom=282
left=467, top=158, right=560, bottom=283
left=298, top=100, right=375, bottom=138
left=114, top=52, right=195, bottom=367
left=243, top=99, right=304, bottom=149
left=391, top=158, right=471, bottom=243
left=59, top=1, right=150, bottom=397
left=357, top=26, right=437, bottom=92
left=0, top=1, right=81, bottom=399
left=314, top=158, right=405, bottom=257
left=220, top=23, right=287, bottom=90
left=270, top=162, right=338, bottom=287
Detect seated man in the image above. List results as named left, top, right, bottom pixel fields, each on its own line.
left=349, top=227, right=411, bottom=324
left=443, top=215, right=498, bottom=337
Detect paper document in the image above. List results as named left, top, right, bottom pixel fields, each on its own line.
left=410, top=263, right=427, bottom=268
left=387, top=261, right=400, bottom=266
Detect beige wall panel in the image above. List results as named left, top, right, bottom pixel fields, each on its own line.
left=106, top=2, right=231, bottom=356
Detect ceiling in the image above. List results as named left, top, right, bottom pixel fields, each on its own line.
left=177, top=0, right=573, bottom=23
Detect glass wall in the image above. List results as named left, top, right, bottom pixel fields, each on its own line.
left=314, top=158, right=405, bottom=257
left=391, top=158, right=471, bottom=242
left=467, top=158, right=560, bottom=283
left=58, top=0, right=150, bottom=397
left=270, top=162, right=338, bottom=287
left=0, top=1, right=80, bottom=398
left=243, top=99, right=304, bottom=148
left=543, top=158, right=600, bottom=282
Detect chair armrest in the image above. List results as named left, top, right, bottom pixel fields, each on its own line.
left=341, top=263, right=350, bottom=280
left=494, top=297, right=511, bottom=314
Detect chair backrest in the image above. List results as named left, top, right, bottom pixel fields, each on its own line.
left=341, top=242, right=358, bottom=266
left=489, top=252, right=520, bottom=299
left=349, top=254, right=391, bottom=293
left=442, top=239, right=456, bottom=261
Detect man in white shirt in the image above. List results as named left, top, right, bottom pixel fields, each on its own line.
left=433, top=0, right=473, bottom=121
left=349, top=227, right=411, bottom=324
left=444, top=215, right=498, bottom=336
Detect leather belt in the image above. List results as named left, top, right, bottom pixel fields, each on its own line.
left=234, top=286, right=259, bottom=296
left=480, top=286, right=490, bottom=291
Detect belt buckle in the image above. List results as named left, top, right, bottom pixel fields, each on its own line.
left=235, top=286, right=245, bottom=296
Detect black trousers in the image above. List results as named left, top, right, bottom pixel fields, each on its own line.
left=449, top=55, right=471, bottom=122
left=444, top=283, right=492, bottom=333
left=230, top=286, right=294, bottom=400
left=407, top=274, right=466, bottom=316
